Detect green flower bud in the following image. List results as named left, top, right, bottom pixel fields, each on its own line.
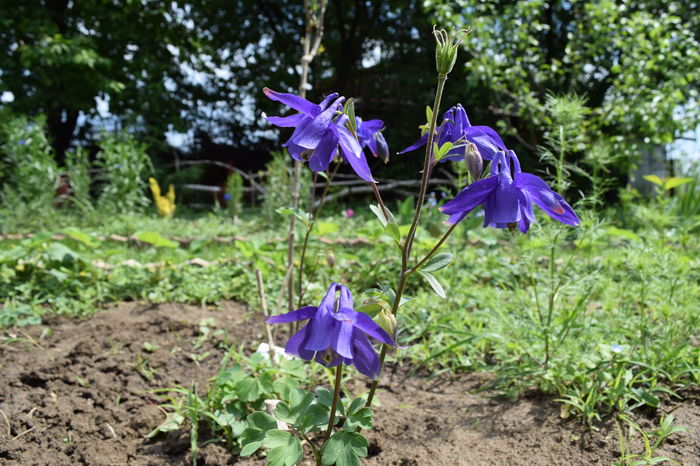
left=375, top=309, right=397, bottom=338
left=433, top=27, right=471, bottom=76
left=465, top=142, right=483, bottom=181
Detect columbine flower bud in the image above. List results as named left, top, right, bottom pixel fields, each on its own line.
left=375, top=309, right=397, bottom=339
left=465, top=142, right=483, bottom=180
left=326, top=250, right=336, bottom=269
left=434, top=27, right=470, bottom=76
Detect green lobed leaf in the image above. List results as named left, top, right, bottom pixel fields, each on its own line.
left=262, top=430, right=303, bottom=466
left=321, top=431, right=369, bottom=466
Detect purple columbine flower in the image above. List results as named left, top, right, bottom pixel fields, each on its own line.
left=399, top=104, right=506, bottom=164
left=356, top=117, right=389, bottom=162
left=266, top=283, right=396, bottom=379
left=440, top=150, right=579, bottom=233
left=223, top=193, right=232, bottom=201
left=263, top=88, right=375, bottom=183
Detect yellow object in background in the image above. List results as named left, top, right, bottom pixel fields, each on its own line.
left=148, top=177, right=176, bottom=217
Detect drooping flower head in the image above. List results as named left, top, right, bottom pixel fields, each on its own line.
left=266, top=283, right=396, bottom=379
left=356, top=117, right=389, bottom=162
left=263, top=88, right=375, bottom=182
left=440, top=150, right=579, bottom=233
left=399, top=104, right=507, bottom=168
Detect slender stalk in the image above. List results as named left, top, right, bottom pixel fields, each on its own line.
left=255, top=269, right=276, bottom=364
left=364, top=73, right=449, bottom=409
left=402, top=74, right=448, bottom=266
left=325, top=364, right=343, bottom=440
left=299, top=431, right=322, bottom=465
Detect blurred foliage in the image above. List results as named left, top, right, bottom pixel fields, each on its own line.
left=428, top=0, right=700, bottom=177
left=0, top=0, right=697, bottom=196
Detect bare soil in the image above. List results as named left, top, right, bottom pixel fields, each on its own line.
left=1, top=302, right=697, bottom=465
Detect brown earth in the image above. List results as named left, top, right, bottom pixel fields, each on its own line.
left=0, top=302, right=697, bottom=465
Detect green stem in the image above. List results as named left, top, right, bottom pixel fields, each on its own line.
left=402, top=73, right=447, bottom=266
left=364, top=73, right=449, bottom=409
left=325, top=364, right=343, bottom=440
left=300, top=431, right=322, bottom=465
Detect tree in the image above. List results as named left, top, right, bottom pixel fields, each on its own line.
left=426, top=0, right=700, bottom=174
left=0, top=0, right=208, bottom=159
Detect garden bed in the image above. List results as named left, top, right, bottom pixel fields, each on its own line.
left=1, top=302, right=697, bottom=465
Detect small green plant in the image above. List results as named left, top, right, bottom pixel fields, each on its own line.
left=225, top=171, right=244, bottom=221
left=64, top=147, right=93, bottom=212
left=96, top=132, right=152, bottom=213
left=614, top=414, right=687, bottom=466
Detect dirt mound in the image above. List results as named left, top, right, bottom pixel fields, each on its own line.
left=1, top=302, right=697, bottom=465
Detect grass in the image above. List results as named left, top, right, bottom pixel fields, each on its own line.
left=1, top=199, right=699, bottom=431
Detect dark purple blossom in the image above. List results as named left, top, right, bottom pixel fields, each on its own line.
left=355, top=117, right=389, bottom=162
left=399, top=104, right=506, bottom=164
left=440, top=150, right=579, bottom=233
left=263, top=88, right=374, bottom=182
left=266, top=283, right=395, bottom=379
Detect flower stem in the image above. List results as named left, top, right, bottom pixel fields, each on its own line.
left=325, top=364, right=343, bottom=440
left=364, top=73, right=449, bottom=410
left=402, top=73, right=447, bottom=267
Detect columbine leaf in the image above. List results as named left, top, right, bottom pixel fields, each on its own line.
left=263, top=430, right=303, bottom=466
left=343, top=397, right=373, bottom=431
left=385, top=222, right=401, bottom=245
left=368, top=203, right=398, bottom=229
left=421, top=252, right=453, bottom=272
left=275, top=389, right=315, bottom=426
left=419, top=271, right=446, bottom=298
left=239, top=427, right=265, bottom=456
left=321, top=431, right=369, bottom=466
left=240, top=411, right=280, bottom=456
left=249, top=411, right=278, bottom=431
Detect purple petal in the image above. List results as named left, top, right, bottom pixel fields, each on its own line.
left=374, top=132, right=390, bottom=161
left=331, top=311, right=355, bottom=359
left=398, top=133, right=428, bottom=154
left=292, top=97, right=344, bottom=149
left=263, top=88, right=319, bottom=116
left=334, top=125, right=375, bottom=182
left=361, top=119, right=384, bottom=134
left=440, top=176, right=498, bottom=224
left=267, top=113, right=305, bottom=127
left=338, top=285, right=353, bottom=310
left=285, top=143, right=307, bottom=161
left=513, top=173, right=579, bottom=226
left=353, top=311, right=395, bottom=346
left=318, top=92, right=340, bottom=111
left=464, top=126, right=506, bottom=161
left=351, top=332, right=381, bottom=379
left=487, top=173, right=520, bottom=225
left=304, top=283, right=339, bottom=351
left=267, top=306, right=317, bottom=324
left=286, top=326, right=314, bottom=360
left=308, top=131, right=338, bottom=172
